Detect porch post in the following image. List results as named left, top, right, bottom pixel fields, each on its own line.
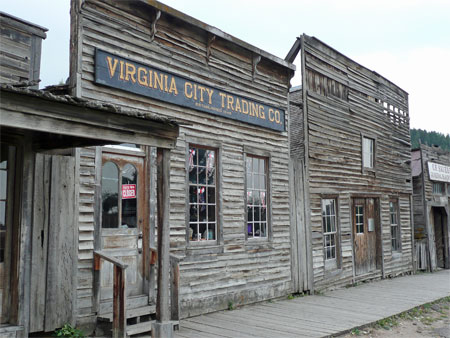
left=152, top=148, right=173, bottom=338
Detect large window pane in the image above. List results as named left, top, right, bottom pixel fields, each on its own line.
left=189, top=146, right=217, bottom=242
left=102, top=162, right=119, bottom=228
left=246, top=155, right=268, bottom=239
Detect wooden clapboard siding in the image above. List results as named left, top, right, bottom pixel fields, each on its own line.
left=291, top=35, right=412, bottom=290
left=0, top=13, right=46, bottom=86
left=76, top=147, right=97, bottom=321
left=72, top=0, right=292, bottom=320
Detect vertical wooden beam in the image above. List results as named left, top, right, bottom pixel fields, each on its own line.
left=93, top=147, right=103, bottom=315
left=112, top=265, right=126, bottom=338
left=300, top=35, right=314, bottom=293
left=153, top=148, right=173, bottom=338
left=170, top=256, right=180, bottom=324
left=149, top=147, right=157, bottom=304
left=17, top=139, right=34, bottom=337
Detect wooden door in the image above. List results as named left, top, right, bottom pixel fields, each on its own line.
left=100, top=149, right=147, bottom=300
left=353, top=198, right=378, bottom=276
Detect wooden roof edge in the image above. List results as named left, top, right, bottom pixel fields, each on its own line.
left=0, top=84, right=179, bottom=127
left=137, top=0, right=296, bottom=72
left=302, top=34, right=409, bottom=97
left=0, top=11, right=48, bottom=38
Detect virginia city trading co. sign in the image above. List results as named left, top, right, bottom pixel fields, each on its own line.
left=94, top=49, right=285, bottom=132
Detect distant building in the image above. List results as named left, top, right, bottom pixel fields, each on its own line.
left=412, top=144, right=450, bottom=271
left=287, top=35, right=413, bottom=292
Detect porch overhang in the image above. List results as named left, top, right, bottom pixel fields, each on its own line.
left=0, top=85, right=179, bottom=151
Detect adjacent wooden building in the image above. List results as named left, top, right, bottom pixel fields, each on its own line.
left=412, top=144, right=450, bottom=271
left=287, top=35, right=414, bottom=292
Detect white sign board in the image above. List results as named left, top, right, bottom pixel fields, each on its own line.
left=428, top=162, right=450, bottom=183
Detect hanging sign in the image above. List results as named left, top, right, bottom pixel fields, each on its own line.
left=122, top=184, right=136, bottom=199
left=428, top=162, right=450, bottom=183
left=94, top=49, right=285, bottom=132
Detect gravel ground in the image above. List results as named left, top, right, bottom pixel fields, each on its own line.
left=338, top=297, right=450, bottom=338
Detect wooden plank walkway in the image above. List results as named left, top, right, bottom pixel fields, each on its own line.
left=175, top=270, right=450, bottom=337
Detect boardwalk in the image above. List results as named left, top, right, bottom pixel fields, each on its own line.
left=175, top=270, right=450, bottom=338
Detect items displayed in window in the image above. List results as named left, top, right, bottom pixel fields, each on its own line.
left=188, top=146, right=217, bottom=242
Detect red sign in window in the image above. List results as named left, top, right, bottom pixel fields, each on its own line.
left=122, top=184, right=136, bottom=199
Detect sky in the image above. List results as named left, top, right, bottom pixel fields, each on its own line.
left=2, top=0, right=449, bottom=134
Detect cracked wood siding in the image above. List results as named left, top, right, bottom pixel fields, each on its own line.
left=299, top=35, right=413, bottom=289
left=72, top=0, right=292, bottom=319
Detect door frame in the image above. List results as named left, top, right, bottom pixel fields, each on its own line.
left=351, top=196, right=383, bottom=279
left=95, top=145, right=152, bottom=303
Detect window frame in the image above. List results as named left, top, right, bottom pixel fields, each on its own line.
left=432, top=182, right=445, bottom=195
left=321, top=197, right=341, bottom=270
left=244, top=153, right=270, bottom=241
left=389, top=198, right=401, bottom=253
left=185, top=142, right=221, bottom=246
left=361, top=134, right=377, bottom=174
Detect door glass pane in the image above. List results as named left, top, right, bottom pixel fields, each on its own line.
left=102, top=162, right=119, bottom=228
left=121, top=163, right=137, bottom=228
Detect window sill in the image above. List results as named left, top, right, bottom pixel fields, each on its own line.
left=245, top=238, right=272, bottom=249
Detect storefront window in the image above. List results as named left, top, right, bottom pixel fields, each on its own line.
left=188, top=146, right=217, bottom=242
left=246, top=155, right=268, bottom=239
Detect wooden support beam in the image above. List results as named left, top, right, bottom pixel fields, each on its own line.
left=154, top=148, right=173, bottom=338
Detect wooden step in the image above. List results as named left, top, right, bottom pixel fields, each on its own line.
left=126, top=321, right=155, bottom=336
left=98, top=304, right=156, bottom=321
left=99, top=295, right=149, bottom=315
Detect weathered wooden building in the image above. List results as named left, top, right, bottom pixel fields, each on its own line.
left=287, top=35, right=414, bottom=292
left=1, top=11, right=179, bottom=338
left=412, top=144, right=450, bottom=271
left=67, top=0, right=294, bottom=335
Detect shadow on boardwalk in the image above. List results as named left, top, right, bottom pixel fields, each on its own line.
left=175, top=270, right=450, bottom=338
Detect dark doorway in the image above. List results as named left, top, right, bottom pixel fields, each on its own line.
left=432, top=207, right=448, bottom=269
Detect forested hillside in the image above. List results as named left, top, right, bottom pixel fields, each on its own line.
left=410, top=129, right=450, bottom=151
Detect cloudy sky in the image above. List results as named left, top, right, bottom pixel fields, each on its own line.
left=2, top=0, right=449, bottom=134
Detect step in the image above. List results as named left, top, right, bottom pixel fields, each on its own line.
left=125, top=320, right=179, bottom=336
left=126, top=321, right=155, bottom=336
left=98, top=304, right=156, bottom=321
left=99, top=295, right=149, bottom=315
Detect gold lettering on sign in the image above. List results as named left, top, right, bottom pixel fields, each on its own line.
left=106, top=56, right=119, bottom=78
left=219, top=92, right=226, bottom=108
left=169, top=77, right=178, bottom=95
left=119, top=60, right=125, bottom=80
left=185, top=82, right=193, bottom=98
left=154, top=72, right=164, bottom=91
left=206, top=88, right=214, bottom=104
left=125, top=62, right=136, bottom=83
left=137, top=67, right=148, bottom=86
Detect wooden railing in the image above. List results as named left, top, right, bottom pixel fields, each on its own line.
left=94, top=250, right=128, bottom=338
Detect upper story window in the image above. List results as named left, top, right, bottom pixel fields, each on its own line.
left=246, top=155, right=268, bottom=239
left=188, top=146, right=217, bottom=243
left=362, top=137, right=374, bottom=169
